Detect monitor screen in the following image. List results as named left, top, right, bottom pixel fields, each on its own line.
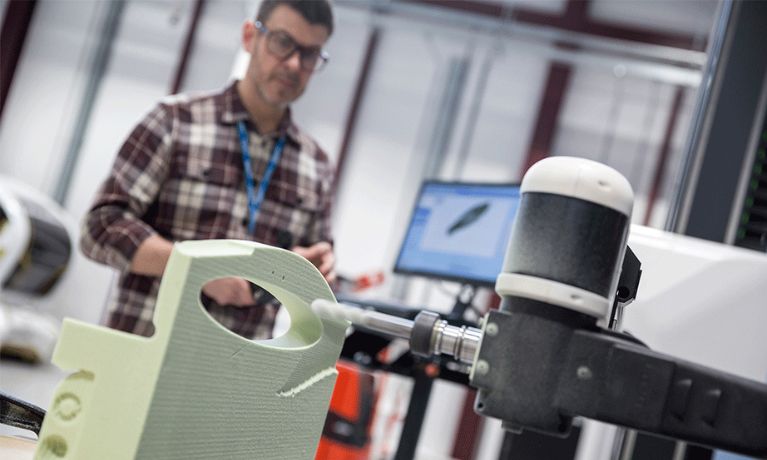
left=394, top=181, right=521, bottom=287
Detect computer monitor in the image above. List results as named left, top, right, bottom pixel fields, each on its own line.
left=394, top=181, right=521, bottom=287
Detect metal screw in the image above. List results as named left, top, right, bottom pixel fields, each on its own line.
left=576, top=366, right=593, bottom=380
left=475, top=360, right=490, bottom=376
left=485, top=322, right=499, bottom=337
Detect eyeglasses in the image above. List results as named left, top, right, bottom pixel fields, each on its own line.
left=255, top=21, right=329, bottom=72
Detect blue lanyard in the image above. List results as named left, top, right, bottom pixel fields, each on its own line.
left=236, top=120, right=286, bottom=234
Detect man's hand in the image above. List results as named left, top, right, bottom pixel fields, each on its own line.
left=130, top=235, right=174, bottom=277
left=202, top=277, right=255, bottom=307
left=292, top=241, right=336, bottom=284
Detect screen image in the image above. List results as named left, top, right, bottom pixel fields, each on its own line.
left=394, top=181, right=521, bottom=286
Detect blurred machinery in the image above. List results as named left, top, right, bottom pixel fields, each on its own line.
left=316, top=361, right=376, bottom=460
left=0, top=176, right=74, bottom=363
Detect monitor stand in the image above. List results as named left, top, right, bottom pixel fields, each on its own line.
left=446, top=283, right=479, bottom=323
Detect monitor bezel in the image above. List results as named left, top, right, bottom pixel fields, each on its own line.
left=392, top=180, right=521, bottom=288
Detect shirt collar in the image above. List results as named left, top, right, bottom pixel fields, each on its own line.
left=220, top=80, right=300, bottom=144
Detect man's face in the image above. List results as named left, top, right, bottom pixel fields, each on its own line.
left=242, top=5, right=330, bottom=109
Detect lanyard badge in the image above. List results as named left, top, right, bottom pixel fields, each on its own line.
left=237, top=120, right=286, bottom=234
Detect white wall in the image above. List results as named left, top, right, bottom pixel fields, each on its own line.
left=0, top=0, right=103, bottom=195
left=332, top=27, right=443, bottom=278
left=292, top=7, right=371, bottom=162
left=590, top=0, right=717, bottom=39
left=180, top=0, right=251, bottom=94
left=441, top=42, right=549, bottom=182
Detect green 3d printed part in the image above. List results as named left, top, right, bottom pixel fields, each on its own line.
left=34, top=240, right=349, bottom=459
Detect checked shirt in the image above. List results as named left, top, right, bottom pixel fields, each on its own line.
left=81, top=81, right=334, bottom=339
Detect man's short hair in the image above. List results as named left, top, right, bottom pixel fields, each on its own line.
left=257, top=0, right=334, bottom=35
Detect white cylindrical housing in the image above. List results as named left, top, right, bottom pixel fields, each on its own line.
left=521, top=156, right=634, bottom=216
left=496, top=156, right=634, bottom=320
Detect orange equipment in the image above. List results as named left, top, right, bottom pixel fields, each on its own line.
left=316, top=361, right=375, bottom=460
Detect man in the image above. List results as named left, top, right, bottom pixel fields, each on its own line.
left=81, top=0, right=336, bottom=339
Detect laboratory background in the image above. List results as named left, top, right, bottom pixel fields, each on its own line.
left=0, top=0, right=766, bottom=459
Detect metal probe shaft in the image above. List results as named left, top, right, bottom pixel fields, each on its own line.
left=311, top=300, right=482, bottom=365
left=358, top=311, right=415, bottom=340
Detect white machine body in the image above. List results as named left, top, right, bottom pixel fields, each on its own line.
left=575, top=224, right=767, bottom=460
left=0, top=176, right=76, bottom=362
left=0, top=182, right=31, bottom=286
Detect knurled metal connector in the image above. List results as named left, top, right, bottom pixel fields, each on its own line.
left=409, top=311, right=481, bottom=364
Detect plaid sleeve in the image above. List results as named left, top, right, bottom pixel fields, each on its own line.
left=80, top=103, right=174, bottom=271
left=314, top=152, right=335, bottom=245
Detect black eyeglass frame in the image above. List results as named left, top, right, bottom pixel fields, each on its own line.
left=254, top=20, right=330, bottom=72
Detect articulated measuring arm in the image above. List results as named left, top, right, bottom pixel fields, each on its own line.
left=559, top=329, right=767, bottom=457
left=470, top=305, right=767, bottom=458
left=313, top=298, right=767, bottom=457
